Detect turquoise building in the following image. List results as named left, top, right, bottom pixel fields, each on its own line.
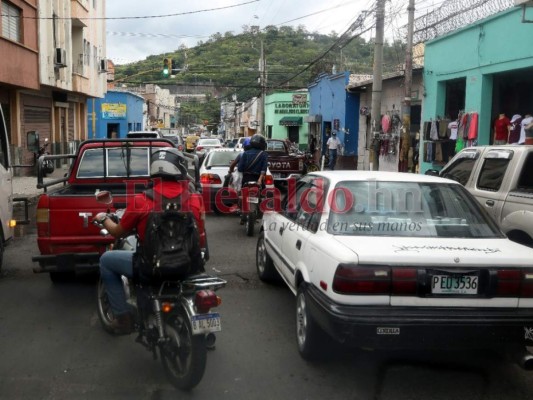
left=264, top=91, right=309, bottom=149
left=421, top=7, right=533, bottom=173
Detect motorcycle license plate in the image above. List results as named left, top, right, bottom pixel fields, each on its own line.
left=191, top=313, right=221, bottom=335
left=248, top=197, right=259, bottom=203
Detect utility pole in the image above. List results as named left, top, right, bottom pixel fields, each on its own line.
left=258, top=40, right=266, bottom=136
left=400, top=0, right=415, bottom=172
left=368, top=0, right=385, bottom=171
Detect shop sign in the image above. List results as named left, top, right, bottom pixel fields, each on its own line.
left=102, top=103, right=127, bottom=119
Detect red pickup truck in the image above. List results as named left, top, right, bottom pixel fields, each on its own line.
left=32, top=139, right=207, bottom=283
left=265, top=139, right=306, bottom=184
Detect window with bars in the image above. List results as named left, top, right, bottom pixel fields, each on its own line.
left=1, top=1, right=21, bottom=43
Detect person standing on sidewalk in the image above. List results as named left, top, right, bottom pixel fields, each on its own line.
left=326, top=131, right=342, bottom=170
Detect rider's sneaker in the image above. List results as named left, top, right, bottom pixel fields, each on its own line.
left=111, top=313, right=134, bottom=335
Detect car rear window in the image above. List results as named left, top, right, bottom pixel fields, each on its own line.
left=267, top=141, right=285, bottom=152
left=206, top=151, right=240, bottom=167
left=77, top=147, right=164, bottom=178
left=199, top=139, right=221, bottom=146
left=327, top=181, right=503, bottom=238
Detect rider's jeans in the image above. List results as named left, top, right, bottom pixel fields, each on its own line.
left=99, top=250, right=133, bottom=316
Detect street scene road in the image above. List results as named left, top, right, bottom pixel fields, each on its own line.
left=2, top=204, right=533, bottom=400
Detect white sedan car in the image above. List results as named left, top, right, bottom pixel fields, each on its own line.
left=200, top=148, right=274, bottom=213
left=257, top=171, right=533, bottom=363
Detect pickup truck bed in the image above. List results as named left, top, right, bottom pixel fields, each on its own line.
left=32, top=139, right=205, bottom=282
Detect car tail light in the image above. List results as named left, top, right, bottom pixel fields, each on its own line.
left=391, top=268, right=417, bottom=295
left=332, top=264, right=390, bottom=295
left=195, top=290, right=221, bottom=313
left=496, top=269, right=522, bottom=297
left=196, top=146, right=204, bottom=151
left=264, top=175, right=274, bottom=185
left=521, top=272, right=533, bottom=298
left=200, top=173, right=222, bottom=184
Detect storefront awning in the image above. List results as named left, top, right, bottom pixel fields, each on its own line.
left=279, top=116, right=303, bottom=126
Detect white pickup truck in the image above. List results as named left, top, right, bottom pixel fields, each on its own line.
left=427, top=145, right=533, bottom=247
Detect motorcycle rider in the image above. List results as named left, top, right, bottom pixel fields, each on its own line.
left=238, top=134, right=268, bottom=186
left=95, top=148, right=204, bottom=335
left=237, top=134, right=268, bottom=224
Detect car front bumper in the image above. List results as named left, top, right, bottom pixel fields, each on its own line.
left=306, top=284, right=533, bottom=349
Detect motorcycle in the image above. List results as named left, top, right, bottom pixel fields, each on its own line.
left=36, top=138, right=55, bottom=177
left=286, top=142, right=320, bottom=173
left=94, top=191, right=226, bottom=390
left=240, top=181, right=262, bottom=237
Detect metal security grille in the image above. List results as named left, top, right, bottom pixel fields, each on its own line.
left=1, top=1, right=21, bottom=42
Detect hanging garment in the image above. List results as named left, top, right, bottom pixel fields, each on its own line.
left=382, top=115, right=391, bottom=133
left=455, top=136, right=465, bottom=153
left=467, top=113, right=478, bottom=140
left=434, top=142, right=443, bottom=163
left=424, top=121, right=431, bottom=140
left=430, top=119, right=439, bottom=140
left=509, top=115, right=522, bottom=144
left=448, top=120, right=459, bottom=140
left=438, top=119, right=449, bottom=138
left=457, top=114, right=466, bottom=139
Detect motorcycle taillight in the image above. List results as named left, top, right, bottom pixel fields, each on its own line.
left=194, top=290, right=221, bottom=313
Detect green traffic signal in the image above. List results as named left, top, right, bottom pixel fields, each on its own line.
left=162, top=58, right=171, bottom=77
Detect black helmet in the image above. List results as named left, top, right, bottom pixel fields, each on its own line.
left=250, top=134, right=267, bottom=150
left=150, top=148, right=188, bottom=180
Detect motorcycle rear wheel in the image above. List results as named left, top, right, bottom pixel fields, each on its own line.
left=97, top=278, right=116, bottom=334
left=246, top=211, right=256, bottom=237
left=306, top=163, right=320, bottom=173
left=160, top=312, right=207, bottom=390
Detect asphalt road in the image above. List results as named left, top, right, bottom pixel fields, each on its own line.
left=2, top=209, right=533, bottom=399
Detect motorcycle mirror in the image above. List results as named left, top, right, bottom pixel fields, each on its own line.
left=96, top=190, right=113, bottom=204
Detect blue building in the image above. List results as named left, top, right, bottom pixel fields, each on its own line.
left=307, top=71, right=360, bottom=168
left=87, top=90, right=145, bottom=139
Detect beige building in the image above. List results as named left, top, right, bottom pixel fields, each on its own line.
left=2, top=0, right=107, bottom=174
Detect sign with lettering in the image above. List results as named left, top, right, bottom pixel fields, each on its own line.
left=101, top=103, right=127, bottom=119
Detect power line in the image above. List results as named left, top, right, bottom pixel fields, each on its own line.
left=3, top=1, right=259, bottom=20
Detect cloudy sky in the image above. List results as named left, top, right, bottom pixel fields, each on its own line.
left=106, top=0, right=429, bottom=65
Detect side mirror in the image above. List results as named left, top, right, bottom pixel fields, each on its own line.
left=96, top=190, right=113, bottom=205
left=27, top=131, right=39, bottom=152
left=425, top=169, right=440, bottom=177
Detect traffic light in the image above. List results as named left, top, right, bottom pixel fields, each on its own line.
left=162, top=58, right=171, bottom=77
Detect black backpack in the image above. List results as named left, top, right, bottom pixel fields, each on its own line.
left=137, top=190, right=203, bottom=281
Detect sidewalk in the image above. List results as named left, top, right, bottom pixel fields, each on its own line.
left=12, top=165, right=69, bottom=201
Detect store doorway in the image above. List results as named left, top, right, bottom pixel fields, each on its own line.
left=107, top=123, right=119, bottom=139
left=445, top=78, right=466, bottom=121
left=288, top=126, right=299, bottom=144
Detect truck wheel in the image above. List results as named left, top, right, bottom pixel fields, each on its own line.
left=296, top=284, right=329, bottom=361
left=256, top=232, right=279, bottom=282
left=49, top=271, right=76, bottom=284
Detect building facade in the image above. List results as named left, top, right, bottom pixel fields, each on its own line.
left=1, top=0, right=107, bottom=176
left=421, top=7, right=533, bottom=173
left=264, top=91, right=309, bottom=150
left=87, top=90, right=145, bottom=139
left=308, top=72, right=359, bottom=168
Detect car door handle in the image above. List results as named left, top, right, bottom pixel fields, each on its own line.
left=279, top=226, right=284, bottom=235
left=296, top=240, right=302, bottom=250
left=486, top=200, right=495, bottom=207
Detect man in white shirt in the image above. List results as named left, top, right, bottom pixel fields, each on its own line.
left=326, top=131, right=341, bottom=170
left=519, top=113, right=533, bottom=145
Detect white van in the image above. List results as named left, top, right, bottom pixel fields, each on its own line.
left=0, top=104, right=17, bottom=271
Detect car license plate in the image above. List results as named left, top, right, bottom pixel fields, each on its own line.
left=431, top=274, right=479, bottom=295
left=191, top=313, right=221, bottom=335
left=248, top=197, right=259, bottom=203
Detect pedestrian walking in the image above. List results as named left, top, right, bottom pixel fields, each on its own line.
left=326, top=131, right=341, bottom=170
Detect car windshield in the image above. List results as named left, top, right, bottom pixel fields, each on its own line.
left=199, top=139, right=220, bottom=146
left=327, top=181, right=503, bottom=238
left=206, top=151, right=240, bottom=167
